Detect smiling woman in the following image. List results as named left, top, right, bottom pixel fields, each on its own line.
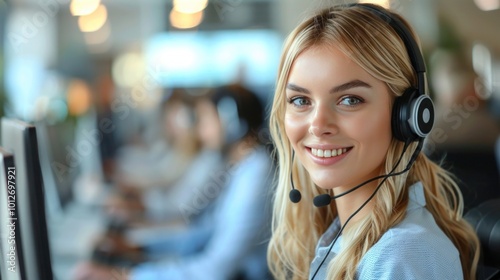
left=267, top=3, right=480, bottom=280
left=284, top=45, right=393, bottom=198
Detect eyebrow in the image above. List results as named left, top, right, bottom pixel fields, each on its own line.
left=286, top=79, right=372, bottom=94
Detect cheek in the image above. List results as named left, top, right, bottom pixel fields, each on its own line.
left=284, top=113, right=307, bottom=148
left=350, top=110, right=393, bottom=162
left=349, top=98, right=391, bottom=136
left=358, top=114, right=391, bottom=141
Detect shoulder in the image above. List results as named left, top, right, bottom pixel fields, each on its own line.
left=228, top=147, right=273, bottom=192
left=236, top=147, right=273, bottom=177
left=356, top=208, right=463, bottom=279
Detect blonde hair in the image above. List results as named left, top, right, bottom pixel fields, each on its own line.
left=267, top=4, right=480, bottom=280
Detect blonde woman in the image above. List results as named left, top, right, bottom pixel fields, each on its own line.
left=267, top=3, right=480, bottom=280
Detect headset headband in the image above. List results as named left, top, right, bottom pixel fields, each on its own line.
left=351, top=3, right=426, bottom=92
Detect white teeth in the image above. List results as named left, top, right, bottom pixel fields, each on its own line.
left=311, top=148, right=349, bottom=158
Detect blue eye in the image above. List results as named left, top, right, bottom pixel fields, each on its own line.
left=287, top=96, right=310, bottom=107
left=339, top=96, right=363, bottom=106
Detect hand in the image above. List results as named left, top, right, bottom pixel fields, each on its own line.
left=72, top=261, right=130, bottom=280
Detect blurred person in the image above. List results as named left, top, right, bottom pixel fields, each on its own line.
left=73, top=84, right=274, bottom=280
left=428, top=49, right=500, bottom=211
left=266, top=3, right=480, bottom=280
left=137, top=91, right=231, bottom=223
left=115, top=88, right=201, bottom=189
left=107, top=89, right=202, bottom=222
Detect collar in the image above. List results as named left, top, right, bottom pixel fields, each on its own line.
left=406, top=181, right=426, bottom=211
left=316, top=182, right=426, bottom=253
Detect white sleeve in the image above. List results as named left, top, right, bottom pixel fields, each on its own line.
left=356, top=219, right=463, bottom=280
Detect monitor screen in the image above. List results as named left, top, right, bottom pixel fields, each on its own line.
left=0, top=147, right=25, bottom=280
left=144, top=30, right=282, bottom=88
left=35, top=122, right=75, bottom=219
left=1, top=118, right=53, bottom=280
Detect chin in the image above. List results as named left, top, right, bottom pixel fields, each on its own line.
left=306, top=165, right=342, bottom=186
left=310, top=176, right=341, bottom=190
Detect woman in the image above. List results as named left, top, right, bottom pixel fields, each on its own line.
left=267, top=3, right=480, bottom=280
left=106, top=89, right=202, bottom=224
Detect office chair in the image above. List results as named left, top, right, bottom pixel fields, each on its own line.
left=465, top=199, right=500, bottom=280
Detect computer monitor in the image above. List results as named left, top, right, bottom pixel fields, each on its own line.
left=35, top=122, right=71, bottom=220
left=0, top=147, right=26, bottom=280
left=1, top=118, right=53, bottom=280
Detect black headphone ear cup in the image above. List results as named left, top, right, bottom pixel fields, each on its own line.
left=409, top=94, right=434, bottom=138
left=392, top=87, right=417, bottom=142
left=392, top=87, right=435, bottom=142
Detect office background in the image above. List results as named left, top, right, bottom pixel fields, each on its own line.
left=0, top=0, right=499, bottom=279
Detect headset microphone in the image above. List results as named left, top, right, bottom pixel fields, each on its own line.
left=289, top=153, right=302, bottom=203
left=311, top=140, right=419, bottom=207
left=313, top=194, right=332, bottom=207
left=289, top=187, right=302, bottom=203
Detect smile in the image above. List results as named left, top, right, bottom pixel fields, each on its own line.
left=311, top=147, right=351, bottom=158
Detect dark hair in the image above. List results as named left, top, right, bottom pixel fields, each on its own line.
left=208, top=84, right=264, bottom=144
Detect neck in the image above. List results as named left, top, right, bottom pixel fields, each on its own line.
left=333, top=180, right=379, bottom=227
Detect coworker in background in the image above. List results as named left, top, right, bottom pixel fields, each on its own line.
left=73, top=84, right=274, bottom=280
left=428, top=49, right=500, bottom=211
left=107, top=89, right=201, bottom=223
left=266, top=4, right=480, bottom=280
left=115, top=88, right=200, bottom=189
left=140, top=115, right=224, bottom=223
left=136, top=89, right=231, bottom=223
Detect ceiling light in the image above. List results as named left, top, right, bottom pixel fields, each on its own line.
left=70, top=0, right=101, bottom=16
left=170, top=9, right=204, bottom=29
left=474, top=0, right=500, bottom=11
left=173, top=0, right=208, bottom=14
left=78, top=4, right=107, bottom=32
left=358, top=0, right=391, bottom=9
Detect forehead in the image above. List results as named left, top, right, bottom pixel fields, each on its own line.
left=292, top=44, right=350, bottom=67
left=287, top=44, right=371, bottom=85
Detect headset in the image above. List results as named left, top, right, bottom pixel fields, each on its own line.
left=368, top=4, right=435, bottom=143
left=285, top=3, right=436, bottom=279
left=217, top=96, right=249, bottom=144
left=289, top=2, right=435, bottom=205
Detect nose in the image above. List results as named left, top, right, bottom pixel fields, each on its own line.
left=309, top=103, right=339, bottom=137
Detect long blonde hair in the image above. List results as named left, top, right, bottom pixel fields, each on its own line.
left=267, top=4, right=480, bottom=279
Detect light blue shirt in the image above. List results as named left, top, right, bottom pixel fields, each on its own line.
left=309, top=182, right=463, bottom=280
left=130, top=147, right=273, bottom=280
